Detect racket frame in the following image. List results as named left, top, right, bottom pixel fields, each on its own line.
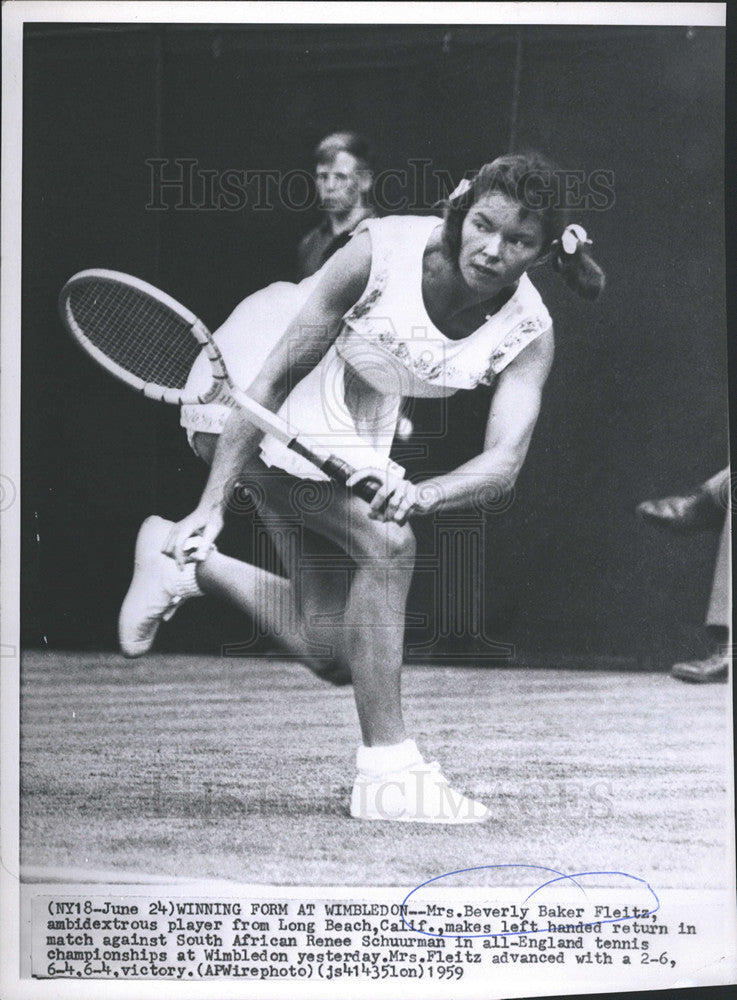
left=58, top=269, right=389, bottom=504
left=59, top=269, right=216, bottom=405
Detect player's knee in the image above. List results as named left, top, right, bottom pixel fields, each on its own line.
left=362, top=521, right=416, bottom=563
left=389, top=523, right=416, bottom=562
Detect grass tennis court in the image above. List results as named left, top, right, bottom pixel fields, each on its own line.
left=20, top=652, right=730, bottom=889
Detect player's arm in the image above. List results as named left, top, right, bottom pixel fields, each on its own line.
left=415, top=327, right=555, bottom=513
left=244, top=234, right=370, bottom=413
left=165, top=234, right=372, bottom=563
left=346, top=327, right=555, bottom=524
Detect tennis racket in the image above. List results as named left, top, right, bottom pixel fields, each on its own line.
left=58, top=269, right=386, bottom=503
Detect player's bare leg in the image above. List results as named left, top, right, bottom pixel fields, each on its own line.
left=189, top=432, right=353, bottom=682
left=195, top=549, right=351, bottom=685
left=255, top=477, right=490, bottom=822
left=119, top=431, right=351, bottom=681
left=119, top=519, right=352, bottom=683
left=120, top=442, right=490, bottom=820
left=193, top=491, right=414, bottom=708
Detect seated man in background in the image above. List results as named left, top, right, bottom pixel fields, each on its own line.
left=637, top=467, right=730, bottom=683
left=297, top=131, right=376, bottom=279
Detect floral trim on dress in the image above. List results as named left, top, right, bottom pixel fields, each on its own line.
left=484, top=316, right=549, bottom=378
left=369, top=314, right=549, bottom=389
left=372, top=329, right=475, bottom=385
left=343, top=269, right=389, bottom=322
left=375, top=330, right=446, bottom=381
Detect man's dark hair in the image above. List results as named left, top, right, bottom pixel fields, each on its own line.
left=314, top=131, right=375, bottom=173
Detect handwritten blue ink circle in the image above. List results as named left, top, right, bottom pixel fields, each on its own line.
left=401, top=865, right=660, bottom=938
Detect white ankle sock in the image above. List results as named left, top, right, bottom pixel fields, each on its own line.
left=356, top=739, right=423, bottom=776
left=177, top=561, right=205, bottom=599
left=178, top=536, right=218, bottom=598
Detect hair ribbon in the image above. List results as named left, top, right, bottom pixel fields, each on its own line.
left=560, top=224, right=591, bottom=255
left=448, top=177, right=473, bottom=201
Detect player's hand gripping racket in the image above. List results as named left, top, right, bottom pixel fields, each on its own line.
left=58, top=269, right=389, bottom=505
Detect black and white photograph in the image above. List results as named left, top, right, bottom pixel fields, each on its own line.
left=1, top=2, right=735, bottom=998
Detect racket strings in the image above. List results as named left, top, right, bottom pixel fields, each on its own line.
left=68, top=280, right=201, bottom=389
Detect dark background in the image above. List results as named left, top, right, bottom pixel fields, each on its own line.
left=21, top=23, right=727, bottom=665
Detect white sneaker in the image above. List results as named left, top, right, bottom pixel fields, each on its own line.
left=350, top=760, right=490, bottom=824
left=118, top=516, right=203, bottom=658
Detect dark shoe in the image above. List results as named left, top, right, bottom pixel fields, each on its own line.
left=671, top=652, right=729, bottom=683
left=636, top=490, right=724, bottom=533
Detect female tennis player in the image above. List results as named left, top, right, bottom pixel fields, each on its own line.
left=120, top=151, right=605, bottom=823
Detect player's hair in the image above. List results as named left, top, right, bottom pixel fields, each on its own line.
left=314, top=131, right=375, bottom=173
left=442, top=152, right=605, bottom=300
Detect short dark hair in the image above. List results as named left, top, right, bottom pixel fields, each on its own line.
left=442, top=152, right=605, bottom=300
left=314, top=131, right=375, bottom=173
left=442, top=152, right=568, bottom=260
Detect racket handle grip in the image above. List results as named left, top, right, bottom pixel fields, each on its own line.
left=320, top=455, right=382, bottom=503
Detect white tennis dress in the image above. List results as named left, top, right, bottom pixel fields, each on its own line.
left=180, top=216, right=552, bottom=480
